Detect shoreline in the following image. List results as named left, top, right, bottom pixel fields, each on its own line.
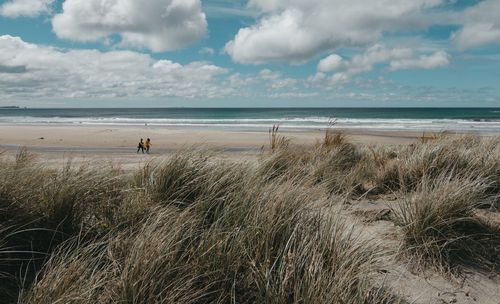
left=2, top=119, right=500, bottom=134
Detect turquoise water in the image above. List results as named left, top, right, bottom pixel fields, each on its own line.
left=0, top=108, right=499, bottom=133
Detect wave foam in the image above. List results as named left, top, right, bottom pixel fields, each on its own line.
left=1, top=116, right=499, bottom=133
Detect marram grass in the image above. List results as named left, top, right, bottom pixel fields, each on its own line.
left=0, top=132, right=498, bottom=303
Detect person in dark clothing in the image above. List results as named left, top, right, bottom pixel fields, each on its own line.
left=137, top=138, right=145, bottom=153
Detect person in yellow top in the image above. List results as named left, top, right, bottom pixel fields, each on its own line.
left=145, top=138, right=152, bottom=154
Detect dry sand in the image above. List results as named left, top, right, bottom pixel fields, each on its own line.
left=0, top=124, right=420, bottom=168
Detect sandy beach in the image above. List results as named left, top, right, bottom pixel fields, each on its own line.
left=2, top=125, right=499, bottom=304
left=0, top=124, right=424, bottom=168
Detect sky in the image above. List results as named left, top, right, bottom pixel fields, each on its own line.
left=0, top=0, right=499, bottom=108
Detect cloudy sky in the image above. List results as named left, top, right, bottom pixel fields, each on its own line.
left=0, top=0, right=499, bottom=107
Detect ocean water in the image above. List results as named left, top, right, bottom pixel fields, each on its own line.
left=0, top=108, right=499, bottom=133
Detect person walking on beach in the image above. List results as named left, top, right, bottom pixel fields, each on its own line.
left=137, top=138, right=145, bottom=154
left=145, top=138, right=152, bottom=154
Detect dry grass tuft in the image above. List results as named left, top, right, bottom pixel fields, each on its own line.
left=0, top=152, right=128, bottom=302
left=24, top=181, right=395, bottom=304
left=322, top=128, right=348, bottom=149
left=392, top=174, right=500, bottom=272
left=312, top=133, right=369, bottom=196
left=269, top=124, right=290, bottom=152
left=377, top=135, right=500, bottom=195
left=136, top=151, right=250, bottom=210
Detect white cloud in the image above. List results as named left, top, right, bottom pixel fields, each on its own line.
left=199, top=47, right=215, bottom=56
left=0, top=35, right=229, bottom=101
left=307, top=72, right=326, bottom=83
left=452, top=0, right=500, bottom=49
left=344, top=45, right=413, bottom=74
left=269, top=92, right=319, bottom=99
left=203, top=1, right=258, bottom=18
left=225, top=0, right=445, bottom=64
left=259, top=69, right=281, bottom=80
left=52, top=0, right=207, bottom=52
left=270, top=78, right=298, bottom=89
left=390, top=51, right=450, bottom=71
left=314, top=45, right=450, bottom=85
left=317, top=54, right=344, bottom=73
left=259, top=69, right=298, bottom=89
left=0, top=0, right=53, bottom=17
left=227, top=73, right=256, bottom=87
left=329, top=73, right=350, bottom=85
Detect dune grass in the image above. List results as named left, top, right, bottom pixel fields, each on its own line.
left=0, top=132, right=499, bottom=303
left=24, top=186, right=394, bottom=304
left=392, top=174, right=500, bottom=272
left=377, top=135, right=500, bottom=195
left=376, top=134, right=499, bottom=272
left=0, top=152, right=128, bottom=302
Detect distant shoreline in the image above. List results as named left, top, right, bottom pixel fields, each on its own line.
left=1, top=121, right=499, bottom=134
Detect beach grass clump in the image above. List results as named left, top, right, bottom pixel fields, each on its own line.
left=23, top=239, right=117, bottom=304
left=269, top=124, right=291, bottom=152
left=258, top=146, right=313, bottom=182
left=259, top=129, right=374, bottom=197
left=1, top=157, right=126, bottom=236
left=310, top=131, right=374, bottom=197
left=38, top=164, right=127, bottom=235
left=392, top=174, right=500, bottom=272
left=12, top=148, right=399, bottom=303
left=322, top=128, right=349, bottom=149
left=24, top=179, right=395, bottom=304
left=261, top=129, right=400, bottom=199
left=134, top=151, right=211, bottom=204
left=377, top=135, right=500, bottom=194
left=136, top=151, right=251, bottom=211
left=0, top=152, right=128, bottom=302
left=0, top=154, right=61, bottom=301
left=315, top=132, right=362, bottom=172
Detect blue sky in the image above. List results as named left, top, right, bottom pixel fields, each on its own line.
left=0, top=0, right=499, bottom=107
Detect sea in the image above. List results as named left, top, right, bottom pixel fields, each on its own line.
left=0, top=108, right=499, bottom=134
